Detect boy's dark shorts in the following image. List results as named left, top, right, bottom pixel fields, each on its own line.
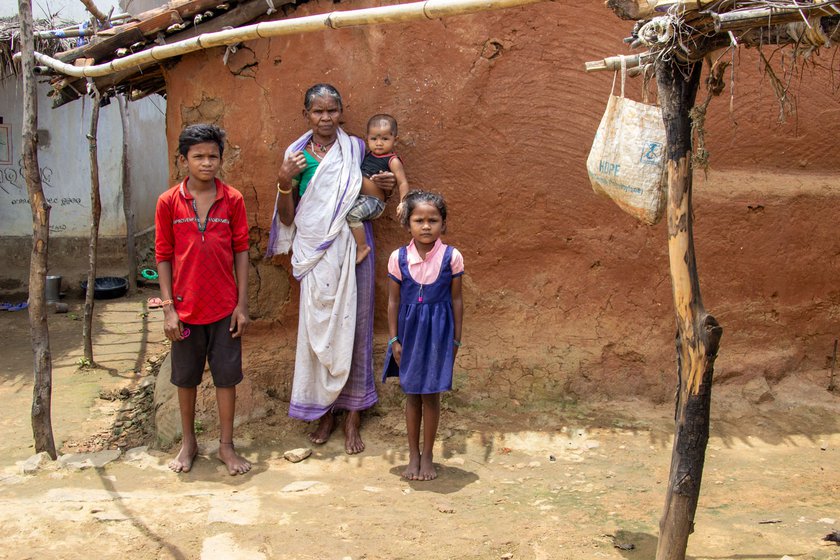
left=170, top=314, right=243, bottom=388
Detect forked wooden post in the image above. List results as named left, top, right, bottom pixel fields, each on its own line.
left=83, top=91, right=103, bottom=365
left=19, top=0, right=57, bottom=459
left=655, top=59, right=723, bottom=560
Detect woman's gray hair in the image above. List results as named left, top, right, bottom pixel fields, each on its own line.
left=304, top=83, right=343, bottom=111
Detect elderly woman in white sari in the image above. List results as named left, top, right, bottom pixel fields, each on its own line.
left=267, top=84, right=395, bottom=454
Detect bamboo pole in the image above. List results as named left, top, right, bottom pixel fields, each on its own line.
left=655, top=58, right=723, bottom=560
left=711, top=5, right=838, bottom=32
left=83, top=90, right=103, bottom=366
left=19, top=0, right=58, bottom=460
left=18, top=0, right=549, bottom=79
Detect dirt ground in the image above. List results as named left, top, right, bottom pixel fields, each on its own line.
left=0, top=292, right=838, bottom=560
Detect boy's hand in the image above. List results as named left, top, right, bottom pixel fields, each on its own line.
left=229, top=305, right=250, bottom=338
left=370, top=171, right=396, bottom=194
left=163, top=308, right=184, bottom=341
left=392, top=341, right=402, bottom=366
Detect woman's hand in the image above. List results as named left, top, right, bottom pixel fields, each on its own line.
left=370, top=171, right=396, bottom=195
left=277, top=150, right=307, bottom=188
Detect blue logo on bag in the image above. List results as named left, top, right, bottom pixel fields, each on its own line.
left=640, top=141, right=663, bottom=166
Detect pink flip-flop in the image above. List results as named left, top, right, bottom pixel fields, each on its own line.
left=147, top=297, right=163, bottom=309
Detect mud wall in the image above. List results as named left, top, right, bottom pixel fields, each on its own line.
left=163, top=0, right=840, bottom=405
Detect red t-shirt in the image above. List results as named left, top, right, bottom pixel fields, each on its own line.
left=155, top=178, right=249, bottom=325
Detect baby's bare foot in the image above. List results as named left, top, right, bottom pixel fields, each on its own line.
left=168, top=442, right=198, bottom=473
left=355, top=245, right=371, bottom=265
left=418, top=454, right=437, bottom=481
left=218, top=441, right=251, bottom=476
left=403, top=453, right=421, bottom=480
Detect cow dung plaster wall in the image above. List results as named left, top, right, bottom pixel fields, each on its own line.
left=162, top=0, right=840, bottom=407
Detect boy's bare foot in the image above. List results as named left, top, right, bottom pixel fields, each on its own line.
left=218, top=441, right=251, bottom=476
left=344, top=410, right=365, bottom=454
left=168, top=441, right=198, bottom=473
left=418, top=454, right=437, bottom=481
left=309, top=412, right=336, bottom=444
left=403, top=453, right=421, bottom=480
left=355, top=244, right=371, bottom=265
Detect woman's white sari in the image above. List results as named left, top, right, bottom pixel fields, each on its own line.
left=267, top=127, right=365, bottom=419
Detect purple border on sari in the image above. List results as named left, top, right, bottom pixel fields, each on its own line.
left=333, top=220, right=378, bottom=412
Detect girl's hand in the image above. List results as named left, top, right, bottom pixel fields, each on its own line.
left=163, top=308, right=184, bottom=341
left=392, top=341, right=402, bottom=366
left=277, top=150, right=306, bottom=187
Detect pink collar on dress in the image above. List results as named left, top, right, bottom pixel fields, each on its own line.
left=407, top=238, right=443, bottom=265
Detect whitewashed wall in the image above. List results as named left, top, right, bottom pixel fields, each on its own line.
left=0, top=80, right=167, bottom=238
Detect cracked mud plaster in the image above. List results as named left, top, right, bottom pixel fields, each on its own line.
left=226, top=46, right=259, bottom=78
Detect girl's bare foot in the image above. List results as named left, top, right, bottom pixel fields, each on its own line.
left=355, top=245, right=371, bottom=265
left=168, top=441, right=198, bottom=473
left=218, top=441, right=251, bottom=475
left=403, top=453, right=421, bottom=480
left=309, top=413, right=336, bottom=444
left=344, top=410, right=365, bottom=454
left=418, top=454, right=437, bottom=481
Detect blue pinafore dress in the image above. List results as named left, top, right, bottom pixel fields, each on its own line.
left=382, top=245, right=460, bottom=394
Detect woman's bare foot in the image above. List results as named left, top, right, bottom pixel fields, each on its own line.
left=418, top=454, right=437, bottom=481
left=168, top=441, right=198, bottom=473
left=344, top=410, right=365, bottom=454
left=402, top=452, right=421, bottom=480
left=355, top=244, right=371, bottom=265
left=218, top=441, right=251, bottom=476
left=309, top=413, right=336, bottom=444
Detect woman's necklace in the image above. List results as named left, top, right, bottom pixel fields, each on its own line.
left=309, top=139, right=335, bottom=160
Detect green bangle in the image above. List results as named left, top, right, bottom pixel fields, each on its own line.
left=454, top=339, right=462, bottom=347
left=388, top=336, right=399, bottom=346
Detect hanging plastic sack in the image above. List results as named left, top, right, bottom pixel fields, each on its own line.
left=586, top=57, right=668, bottom=225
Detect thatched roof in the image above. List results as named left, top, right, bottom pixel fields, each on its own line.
left=0, top=14, right=79, bottom=80
left=589, top=0, right=840, bottom=73
left=11, top=0, right=295, bottom=107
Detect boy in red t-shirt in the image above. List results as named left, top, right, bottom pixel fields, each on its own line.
left=155, top=124, right=251, bottom=475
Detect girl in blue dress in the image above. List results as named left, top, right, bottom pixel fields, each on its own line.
left=383, top=190, right=464, bottom=481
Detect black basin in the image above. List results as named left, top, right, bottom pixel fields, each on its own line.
left=80, top=276, right=128, bottom=299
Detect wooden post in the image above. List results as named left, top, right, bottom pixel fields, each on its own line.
left=19, top=0, right=57, bottom=459
left=118, top=96, right=137, bottom=294
left=655, top=59, right=723, bottom=560
left=83, top=90, right=102, bottom=365
left=79, top=0, right=110, bottom=26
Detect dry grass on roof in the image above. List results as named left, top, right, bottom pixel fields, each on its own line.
left=0, top=14, right=79, bottom=81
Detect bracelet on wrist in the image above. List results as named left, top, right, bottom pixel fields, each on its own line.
left=277, top=181, right=293, bottom=195
left=453, top=339, right=462, bottom=347
left=388, top=336, right=399, bottom=346
left=161, top=299, right=174, bottom=307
